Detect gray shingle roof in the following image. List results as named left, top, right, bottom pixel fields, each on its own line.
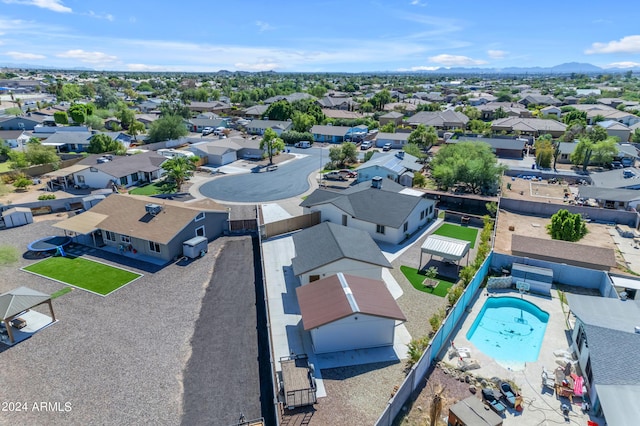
left=453, top=136, right=526, bottom=151
left=43, top=131, right=92, bottom=146
left=356, top=151, right=422, bottom=173
left=291, top=222, right=391, bottom=276
left=578, top=186, right=640, bottom=202
left=590, top=168, right=640, bottom=189
left=77, top=151, right=166, bottom=177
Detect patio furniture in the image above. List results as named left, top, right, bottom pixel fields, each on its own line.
left=542, top=367, right=556, bottom=391
left=499, top=382, right=517, bottom=407
left=481, top=388, right=506, bottom=415
left=422, top=278, right=439, bottom=289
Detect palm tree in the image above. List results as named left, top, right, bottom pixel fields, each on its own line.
left=429, top=384, right=445, bottom=426
left=161, top=156, right=197, bottom=191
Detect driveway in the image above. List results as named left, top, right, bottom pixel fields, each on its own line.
left=197, top=148, right=325, bottom=202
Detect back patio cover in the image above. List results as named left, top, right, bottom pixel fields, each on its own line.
left=0, top=286, right=56, bottom=344
left=419, top=235, right=470, bottom=270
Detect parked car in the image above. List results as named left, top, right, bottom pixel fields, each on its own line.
left=621, top=158, right=635, bottom=167
left=214, top=127, right=226, bottom=135
left=338, top=169, right=357, bottom=178
left=611, top=161, right=623, bottom=169
left=202, top=127, right=214, bottom=135
left=382, top=142, right=392, bottom=151
left=323, top=171, right=346, bottom=181
left=294, top=141, right=311, bottom=148
left=360, top=141, right=372, bottom=150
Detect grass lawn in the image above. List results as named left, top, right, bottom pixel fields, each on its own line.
left=400, top=265, right=456, bottom=297
left=129, top=181, right=176, bottom=196
left=22, top=256, right=142, bottom=296
left=0, top=161, right=12, bottom=173
left=433, top=223, right=478, bottom=248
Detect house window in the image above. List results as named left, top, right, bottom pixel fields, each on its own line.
left=585, top=358, right=593, bottom=385
left=577, top=325, right=588, bottom=351
left=309, top=275, right=320, bottom=282
left=195, top=212, right=205, bottom=222
left=195, top=226, right=205, bottom=237
left=90, top=167, right=98, bottom=173
left=428, top=205, right=433, bottom=215
left=119, top=176, right=128, bottom=186
left=376, top=224, right=385, bottom=234
left=77, top=175, right=85, bottom=184
left=403, top=222, right=408, bottom=232
left=342, top=215, right=348, bottom=226
left=130, top=173, right=139, bottom=182
left=420, top=211, right=425, bottom=220
left=121, top=235, right=131, bottom=243
left=104, top=231, right=116, bottom=242
left=148, top=241, right=160, bottom=253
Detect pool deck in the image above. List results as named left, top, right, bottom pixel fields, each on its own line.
left=445, top=288, right=605, bottom=426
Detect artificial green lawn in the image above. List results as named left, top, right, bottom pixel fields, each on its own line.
left=400, top=265, right=456, bottom=297
left=23, top=256, right=142, bottom=296
left=129, top=181, right=176, bottom=195
left=433, top=223, right=478, bottom=248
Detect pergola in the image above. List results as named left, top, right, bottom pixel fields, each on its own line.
left=419, top=235, right=470, bottom=272
left=0, top=286, right=56, bottom=344
left=53, top=211, right=108, bottom=246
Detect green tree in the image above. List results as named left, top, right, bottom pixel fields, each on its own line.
left=24, top=144, right=60, bottom=165
left=591, top=137, right=619, bottom=166
left=265, top=100, right=293, bottom=121
left=571, top=138, right=594, bottom=170
left=493, top=106, right=509, bottom=119
left=380, top=122, right=396, bottom=133
left=291, top=112, right=315, bottom=132
left=363, top=149, right=378, bottom=162
left=403, top=143, right=424, bottom=159
left=13, top=176, right=32, bottom=190
left=128, top=121, right=146, bottom=141
left=563, top=110, right=588, bottom=126
left=308, top=85, right=327, bottom=98
left=633, top=128, right=640, bottom=143
left=547, top=209, right=588, bottom=242
left=95, top=83, right=119, bottom=109
left=430, top=142, right=506, bottom=194
left=371, top=89, right=392, bottom=110
left=408, top=124, right=438, bottom=149
left=259, top=128, right=285, bottom=164
left=161, top=156, right=197, bottom=191
left=53, top=111, right=69, bottom=125
left=116, top=106, right=135, bottom=130
left=341, top=142, right=358, bottom=165
left=68, top=104, right=87, bottom=124
left=85, top=115, right=105, bottom=130
left=8, top=151, right=28, bottom=169
left=535, top=137, right=554, bottom=168
left=147, top=115, right=188, bottom=143
left=87, top=134, right=124, bottom=154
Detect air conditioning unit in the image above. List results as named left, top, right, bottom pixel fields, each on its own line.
left=145, top=203, right=162, bottom=216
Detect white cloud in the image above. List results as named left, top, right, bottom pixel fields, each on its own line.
left=56, top=49, right=117, bottom=64
left=87, top=11, right=114, bottom=21
left=5, top=51, right=45, bottom=60
left=234, top=60, right=280, bottom=71
left=602, top=61, right=640, bottom=69
left=2, top=0, right=71, bottom=13
left=256, top=21, right=274, bottom=32
left=428, top=54, right=487, bottom=66
left=487, top=49, right=507, bottom=59
left=397, top=65, right=440, bottom=71
left=586, top=35, right=640, bottom=54
left=410, top=0, right=428, bottom=6
left=127, top=63, right=177, bottom=72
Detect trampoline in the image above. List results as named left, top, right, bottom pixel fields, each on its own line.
left=28, top=236, right=72, bottom=252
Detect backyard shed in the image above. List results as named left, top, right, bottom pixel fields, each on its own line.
left=0, top=286, right=56, bottom=344
left=2, top=207, right=33, bottom=228
left=182, top=236, right=208, bottom=259
left=419, top=235, right=470, bottom=270
left=296, top=273, right=406, bottom=354
left=448, top=396, right=503, bottom=426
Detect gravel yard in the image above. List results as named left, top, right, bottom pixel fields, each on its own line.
left=0, top=220, right=254, bottom=425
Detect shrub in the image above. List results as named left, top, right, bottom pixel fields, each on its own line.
left=547, top=209, right=588, bottom=242
left=407, top=335, right=430, bottom=367
left=38, top=194, right=56, bottom=200
left=429, top=307, right=446, bottom=333
left=13, top=176, right=32, bottom=190
left=447, top=284, right=464, bottom=306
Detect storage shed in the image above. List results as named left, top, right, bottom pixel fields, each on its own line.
left=182, top=236, right=208, bottom=259
left=2, top=207, right=34, bottom=228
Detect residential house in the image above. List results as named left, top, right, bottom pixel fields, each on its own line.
left=468, top=92, right=497, bottom=106
left=518, top=94, right=561, bottom=107
left=310, top=125, right=351, bottom=143
left=184, top=117, right=228, bottom=133
left=490, top=117, right=567, bottom=138
left=263, top=93, right=315, bottom=104
left=449, top=136, right=525, bottom=159
left=540, top=105, right=562, bottom=119
left=577, top=186, right=640, bottom=210
left=41, top=131, right=131, bottom=152
left=566, top=293, right=640, bottom=425
left=597, top=120, right=631, bottom=141
left=374, top=132, right=410, bottom=149
left=575, top=88, right=601, bottom=97
left=0, top=130, right=29, bottom=148
left=72, top=151, right=167, bottom=189
left=137, top=98, right=165, bottom=113
left=405, top=110, right=469, bottom=130
left=55, top=194, right=228, bottom=263
left=477, top=102, right=531, bottom=120
left=317, top=96, right=358, bottom=110
left=0, top=115, right=41, bottom=131
left=134, top=113, right=160, bottom=129
left=296, top=273, right=406, bottom=354
left=188, top=140, right=241, bottom=166
left=379, top=111, right=404, bottom=127
left=300, top=177, right=435, bottom=245
left=246, top=119, right=292, bottom=136
left=412, top=92, right=444, bottom=102
left=291, top=222, right=392, bottom=285
left=355, top=151, right=423, bottom=187
left=242, top=104, right=269, bottom=119
left=563, top=96, right=579, bottom=105
left=590, top=168, right=640, bottom=190
left=321, top=109, right=364, bottom=120
left=186, top=101, right=232, bottom=114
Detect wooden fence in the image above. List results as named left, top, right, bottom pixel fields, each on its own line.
left=229, top=219, right=258, bottom=234
left=262, top=211, right=321, bottom=239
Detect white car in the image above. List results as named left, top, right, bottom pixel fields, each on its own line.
left=382, top=143, right=392, bottom=151
left=202, top=127, right=214, bottom=135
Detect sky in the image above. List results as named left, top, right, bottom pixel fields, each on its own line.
left=1, top=0, right=639, bottom=72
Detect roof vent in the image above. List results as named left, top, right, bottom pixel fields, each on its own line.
left=371, top=176, right=383, bottom=189
left=635, top=326, right=640, bottom=334
left=145, top=203, right=162, bottom=216
left=96, top=157, right=110, bottom=163
left=395, top=151, right=405, bottom=159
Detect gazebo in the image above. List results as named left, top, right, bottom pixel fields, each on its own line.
left=419, top=235, right=470, bottom=272
left=0, top=287, right=56, bottom=344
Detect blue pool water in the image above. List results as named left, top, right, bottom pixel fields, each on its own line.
left=466, top=296, right=549, bottom=362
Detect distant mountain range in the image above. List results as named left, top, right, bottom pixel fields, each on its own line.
left=0, top=61, right=638, bottom=75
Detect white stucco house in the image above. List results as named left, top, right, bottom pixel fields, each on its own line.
left=356, top=151, right=423, bottom=187
left=291, top=222, right=392, bottom=285
left=300, top=178, right=435, bottom=245
left=296, top=272, right=406, bottom=354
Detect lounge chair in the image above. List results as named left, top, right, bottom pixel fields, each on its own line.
left=499, top=382, right=517, bottom=407
left=542, top=367, right=556, bottom=391
left=457, top=347, right=471, bottom=358
left=457, top=358, right=481, bottom=371
left=482, top=388, right=506, bottom=415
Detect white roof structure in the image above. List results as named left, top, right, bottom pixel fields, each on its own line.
left=421, top=235, right=470, bottom=261
left=609, top=274, right=640, bottom=291
left=0, top=286, right=50, bottom=320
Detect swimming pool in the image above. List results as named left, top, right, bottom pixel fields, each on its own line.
left=466, top=296, right=549, bottom=362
